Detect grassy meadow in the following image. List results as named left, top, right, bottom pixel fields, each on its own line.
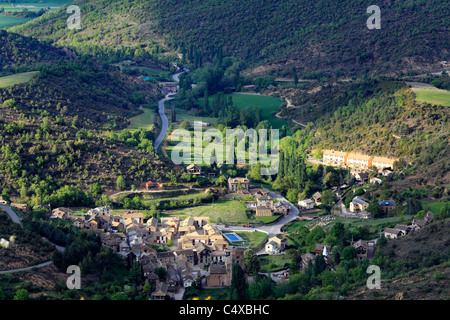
left=408, top=82, right=450, bottom=107
left=0, top=71, right=39, bottom=88
left=0, top=14, right=32, bottom=28
left=197, top=92, right=288, bottom=130
left=163, top=199, right=249, bottom=223
left=127, top=107, right=155, bottom=130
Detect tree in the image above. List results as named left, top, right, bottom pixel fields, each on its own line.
left=129, top=261, right=143, bottom=285
left=321, top=189, right=335, bottom=205
left=323, top=171, right=340, bottom=188
left=91, top=182, right=102, bottom=198
left=111, top=292, right=129, bottom=300
left=143, top=280, right=153, bottom=299
left=314, top=254, right=326, bottom=276
left=368, top=165, right=378, bottom=179
left=249, top=163, right=263, bottom=182
left=230, top=263, right=247, bottom=300
left=342, top=246, right=357, bottom=261
left=244, top=249, right=260, bottom=274
left=155, top=267, right=168, bottom=281
left=116, top=175, right=126, bottom=191
left=367, top=199, right=383, bottom=218
left=179, top=120, right=191, bottom=130
left=14, top=289, right=29, bottom=300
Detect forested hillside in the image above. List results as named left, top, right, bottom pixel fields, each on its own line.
left=0, top=61, right=161, bottom=129
left=278, top=79, right=450, bottom=187
left=0, top=30, right=176, bottom=201
left=0, top=28, right=162, bottom=129
left=10, top=0, right=449, bottom=77
left=0, top=30, right=67, bottom=74
left=349, top=218, right=450, bottom=300
left=0, top=102, right=180, bottom=206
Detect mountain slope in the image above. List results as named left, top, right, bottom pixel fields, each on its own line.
left=10, top=0, right=450, bottom=77
left=276, top=79, right=450, bottom=187
left=349, top=218, right=450, bottom=300
left=0, top=29, right=161, bottom=129
left=0, top=29, right=67, bottom=73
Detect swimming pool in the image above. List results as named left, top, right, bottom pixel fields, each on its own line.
left=223, top=232, right=245, bottom=242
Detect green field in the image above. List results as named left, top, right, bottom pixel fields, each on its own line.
left=414, top=90, right=450, bottom=107
left=422, top=200, right=450, bottom=214
left=0, top=71, right=39, bottom=88
left=231, top=230, right=268, bottom=250
left=0, top=1, right=71, bottom=27
left=259, top=254, right=291, bottom=272
left=408, top=82, right=450, bottom=107
left=284, top=219, right=311, bottom=233
left=127, top=107, right=155, bottom=130
left=0, top=14, right=32, bottom=28
left=140, top=189, right=205, bottom=206
left=164, top=199, right=249, bottom=223
left=197, top=93, right=288, bottom=130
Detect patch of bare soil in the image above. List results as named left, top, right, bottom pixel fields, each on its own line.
left=13, top=264, right=66, bottom=290
left=0, top=243, right=53, bottom=272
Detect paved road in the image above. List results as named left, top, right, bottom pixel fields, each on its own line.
left=0, top=204, right=22, bottom=228
left=0, top=204, right=64, bottom=274
left=153, top=68, right=188, bottom=153
left=215, top=191, right=300, bottom=253
left=0, top=261, right=53, bottom=275
left=153, top=94, right=175, bottom=152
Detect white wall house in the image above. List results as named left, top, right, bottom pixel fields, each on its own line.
left=298, top=199, right=315, bottom=209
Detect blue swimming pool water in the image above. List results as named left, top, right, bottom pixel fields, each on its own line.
left=226, top=234, right=240, bottom=241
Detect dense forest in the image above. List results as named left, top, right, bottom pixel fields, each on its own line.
left=0, top=30, right=67, bottom=75
left=0, top=30, right=179, bottom=203
left=10, top=0, right=449, bottom=77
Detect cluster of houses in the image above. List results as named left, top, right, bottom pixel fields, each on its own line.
left=322, top=149, right=398, bottom=173
left=228, top=177, right=290, bottom=217
left=298, top=191, right=323, bottom=210
left=246, top=188, right=290, bottom=217
left=384, top=211, right=434, bottom=239
left=299, top=238, right=376, bottom=271
left=44, top=205, right=255, bottom=299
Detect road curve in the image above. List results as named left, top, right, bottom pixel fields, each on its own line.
left=215, top=191, right=300, bottom=253
left=0, top=204, right=65, bottom=274
left=153, top=68, right=188, bottom=153
left=0, top=204, right=23, bottom=228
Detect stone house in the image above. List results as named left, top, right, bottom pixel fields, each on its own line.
left=227, top=177, right=250, bottom=193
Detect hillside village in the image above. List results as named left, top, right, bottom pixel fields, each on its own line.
left=1, top=178, right=295, bottom=299
left=4, top=165, right=438, bottom=300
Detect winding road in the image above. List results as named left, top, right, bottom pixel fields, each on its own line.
left=153, top=68, right=189, bottom=153
left=215, top=191, right=300, bottom=254
left=0, top=204, right=22, bottom=228
left=0, top=205, right=64, bottom=275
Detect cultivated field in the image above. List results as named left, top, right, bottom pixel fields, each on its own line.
left=0, top=71, right=39, bottom=88
left=197, top=92, right=288, bottom=130
left=127, top=107, right=155, bottom=131
left=164, top=199, right=249, bottom=223
left=407, top=81, right=450, bottom=107
left=0, top=14, right=32, bottom=28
